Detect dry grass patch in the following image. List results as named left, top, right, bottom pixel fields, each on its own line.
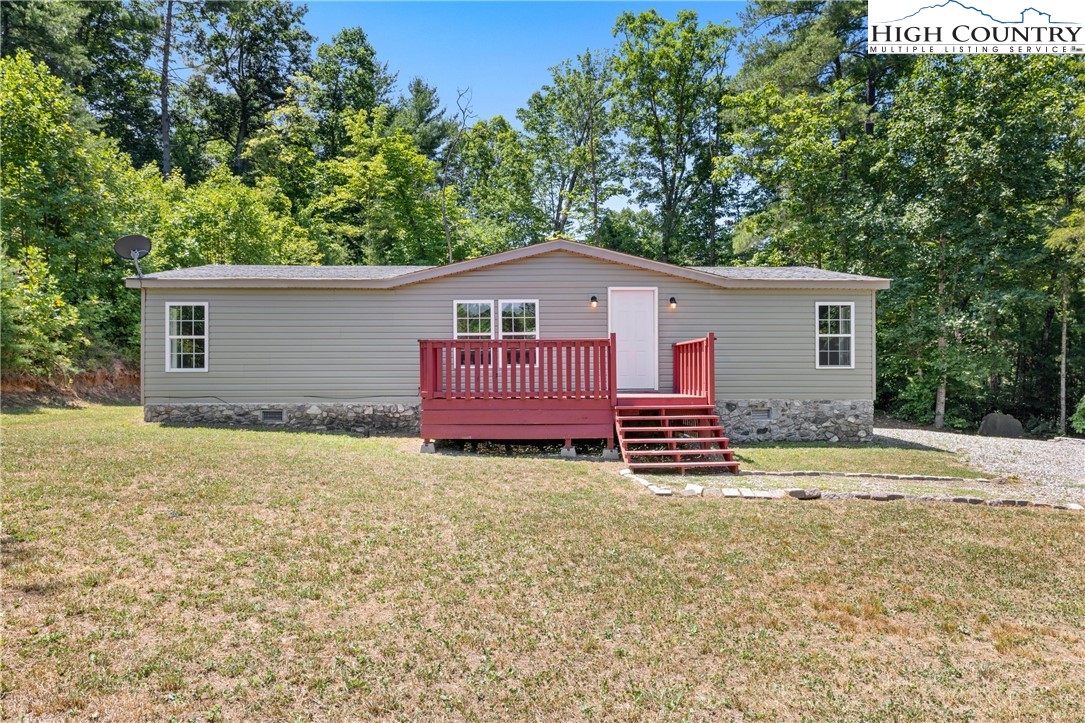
left=3, top=405, right=1085, bottom=721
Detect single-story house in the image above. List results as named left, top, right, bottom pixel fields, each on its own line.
left=126, top=239, right=890, bottom=472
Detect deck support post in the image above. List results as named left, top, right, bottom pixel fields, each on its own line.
left=560, top=444, right=577, bottom=458
left=420, top=441, right=436, bottom=454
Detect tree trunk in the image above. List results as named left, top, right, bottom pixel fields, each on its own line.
left=234, top=46, right=248, bottom=175
left=554, top=168, right=579, bottom=237
left=934, top=377, right=947, bottom=429
left=660, top=198, right=675, bottom=262
left=440, top=179, right=453, bottom=264
left=708, top=190, right=717, bottom=266
left=1059, top=273, right=1068, bottom=435
left=589, top=103, right=599, bottom=245
left=235, top=99, right=249, bottom=175
left=934, top=239, right=947, bottom=429
left=159, top=0, right=173, bottom=177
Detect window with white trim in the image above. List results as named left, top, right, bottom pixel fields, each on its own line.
left=816, top=302, right=853, bottom=369
left=499, top=300, right=538, bottom=339
left=454, top=301, right=494, bottom=339
left=166, top=303, right=208, bottom=371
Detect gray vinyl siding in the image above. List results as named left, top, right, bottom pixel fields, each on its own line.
left=140, top=250, right=876, bottom=404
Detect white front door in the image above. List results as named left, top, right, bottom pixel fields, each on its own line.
left=608, top=287, right=658, bottom=390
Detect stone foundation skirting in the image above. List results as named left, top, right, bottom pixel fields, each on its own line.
left=715, top=399, right=873, bottom=443
left=145, top=398, right=871, bottom=441
left=144, top=402, right=420, bottom=435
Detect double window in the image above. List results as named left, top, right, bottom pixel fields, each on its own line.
left=815, top=302, right=854, bottom=369
left=454, top=300, right=494, bottom=340
left=453, top=300, right=538, bottom=340
left=166, top=302, right=208, bottom=372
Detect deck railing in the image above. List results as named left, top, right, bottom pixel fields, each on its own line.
left=420, top=334, right=617, bottom=403
left=672, top=332, right=716, bottom=404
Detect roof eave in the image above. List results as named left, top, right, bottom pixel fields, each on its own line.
left=125, top=276, right=891, bottom=291
left=124, top=277, right=402, bottom=289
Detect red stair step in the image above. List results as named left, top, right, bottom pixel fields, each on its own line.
left=618, top=425, right=721, bottom=433
left=627, top=460, right=741, bottom=470
left=617, top=415, right=720, bottom=422
left=614, top=403, right=740, bottom=474
left=619, top=436, right=730, bottom=445
left=624, top=448, right=735, bottom=458
left=617, top=405, right=715, bottom=413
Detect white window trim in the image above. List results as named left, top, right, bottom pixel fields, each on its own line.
left=814, top=301, right=855, bottom=370
left=497, top=299, right=540, bottom=340
left=165, top=301, right=209, bottom=373
left=452, top=299, right=495, bottom=340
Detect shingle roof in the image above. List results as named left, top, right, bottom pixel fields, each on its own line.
left=142, top=264, right=434, bottom=280
left=144, top=263, right=881, bottom=283
left=127, top=240, right=890, bottom=290
left=693, top=266, right=885, bottom=282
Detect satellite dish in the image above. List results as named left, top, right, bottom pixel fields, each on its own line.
left=114, top=234, right=152, bottom=277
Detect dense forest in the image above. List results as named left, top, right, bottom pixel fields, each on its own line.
left=1, top=0, right=1083, bottom=433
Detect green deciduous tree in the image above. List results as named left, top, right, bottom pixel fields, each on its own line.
left=310, top=27, right=396, bottom=159
left=880, top=56, right=1073, bottom=428
left=77, top=0, right=162, bottom=168
left=611, top=9, right=737, bottom=261
left=455, top=116, right=546, bottom=251
left=2, top=0, right=163, bottom=168
left=243, top=89, right=319, bottom=209
left=720, top=82, right=867, bottom=267
left=310, top=108, right=452, bottom=264
left=0, top=51, right=133, bottom=310
left=1046, top=193, right=1085, bottom=433
left=0, top=248, right=87, bottom=377
left=129, top=166, right=329, bottom=269
left=519, top=50, right=617, bottom=240
left=596, top=208, right=661, bottom=259
left=178, top=0, right=313, bottom=173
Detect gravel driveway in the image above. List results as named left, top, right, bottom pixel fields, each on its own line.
left=875, top=426, right=1085, bottom=491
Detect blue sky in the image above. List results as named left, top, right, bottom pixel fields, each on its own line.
left=303, top=2, right=747, bottom=124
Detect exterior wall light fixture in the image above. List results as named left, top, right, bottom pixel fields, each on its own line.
left=669, top=296, right=678, bottom=309
left=590, top=295, right=598, bottom=308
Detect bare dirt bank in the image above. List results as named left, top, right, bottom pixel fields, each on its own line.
left=1, top=363, right=139, bottom=408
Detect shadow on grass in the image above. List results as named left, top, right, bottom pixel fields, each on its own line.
left=431, top=439, right=617, bottom=463
left=155, top=420, right=618, bottom=461
left=1, top=396, right=140, bottom=414
left=739, top=435, right=947, bottom=453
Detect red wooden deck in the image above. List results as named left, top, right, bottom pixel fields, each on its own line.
left=419, top=336, right=619, bottom=447
left=418, top=333, right=720, bottom=453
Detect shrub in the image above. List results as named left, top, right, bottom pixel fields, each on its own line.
left=0, top=248, right=87, bottom=377
left=1071, top=396, right=1085, bottom=435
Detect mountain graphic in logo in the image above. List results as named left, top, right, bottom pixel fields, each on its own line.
left=890, top=1, right=1073, bottom=25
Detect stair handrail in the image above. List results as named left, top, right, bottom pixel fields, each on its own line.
left=672, top=333, right=715, bottom=404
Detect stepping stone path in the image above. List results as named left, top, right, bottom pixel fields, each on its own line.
left=618, top=470, right=1084, bottom=513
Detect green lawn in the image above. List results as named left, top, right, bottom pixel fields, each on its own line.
left=4, top=405, right=1085, bottom=721
left=733, top=441, right=986, bottom=478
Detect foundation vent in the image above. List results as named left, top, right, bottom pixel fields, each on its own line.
left=748, top=408, right=771, bottom=422
left=260, top=409, right=285, bottom=423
